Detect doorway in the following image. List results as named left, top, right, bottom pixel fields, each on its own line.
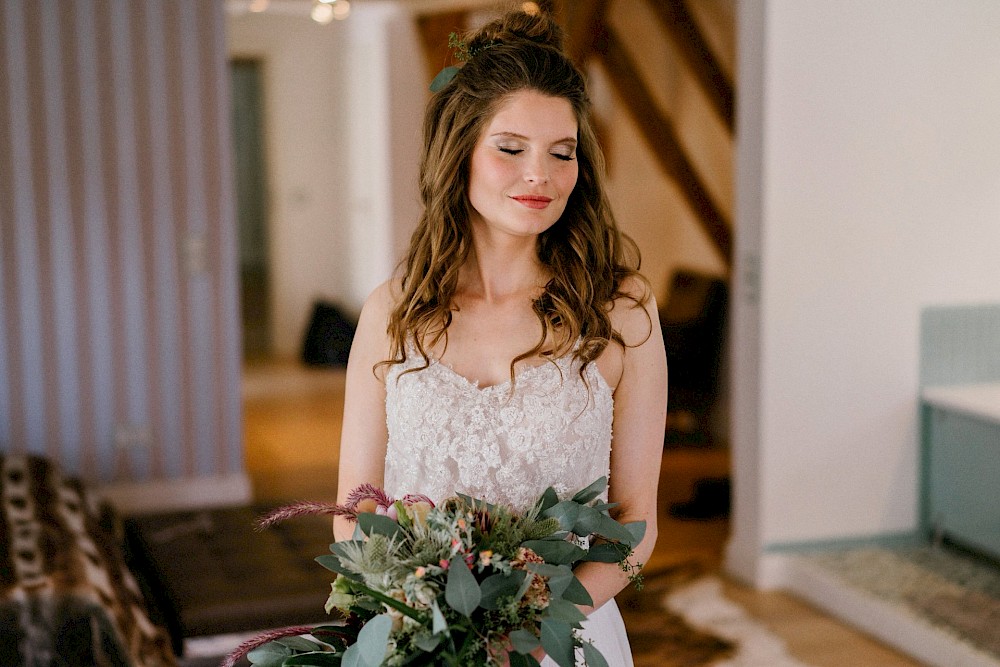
left=231, top=58, right=271, bottom=361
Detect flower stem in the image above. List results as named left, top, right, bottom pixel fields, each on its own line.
left=347, top=580, right=426, bottom=622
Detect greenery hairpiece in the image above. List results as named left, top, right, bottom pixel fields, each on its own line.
left=429, top=32, right=499, bottom=93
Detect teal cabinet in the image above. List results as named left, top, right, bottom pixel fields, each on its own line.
left=921, top=385, right=1000, bottom=560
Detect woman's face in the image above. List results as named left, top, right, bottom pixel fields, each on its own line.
left=467, top=90, right=579, bottom=241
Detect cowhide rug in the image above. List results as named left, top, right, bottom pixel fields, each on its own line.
left=617, top=563, right=809, bottom=667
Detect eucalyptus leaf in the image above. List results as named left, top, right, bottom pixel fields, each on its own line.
left=540, top=618, right=575, bottom=667
left=588, top=501, right=618, bottom=513
left=538, top=486, right=559, bottom=512
left=593, top=514, right=635, bottom=544
left=479, top=570, right=526, bottom=610
left=444, top=555, right=481, bottom=617
left=283, top=653, right=344, bottom=666
left=508, top=653, right=542, bottom=667
left=569, top=505, right=606, bottom=536
left=524, top=563, right=570, bottom=579
left=521, top=539, right=585, bottom=565
left=624, top=520, right=647, bottom=546
left=414, top=633, right=442, bottom=652
left=580, top=542, right=626, bottom=563
left=572, top=507, right=633, bottom=544
left=315, top=554, right=357, bottom=579
left=353, top=598, right=382, bottom=612
left=277, top=636, right=325, bottom=652
left=557, top=574, right=593, bottom=606
left=547, top=570, right=574, bottom=598
left=581, top=641, right=610, bottom=667
left=356, top=513, right=402, bottom=538
left=545, top=598, right=586, bottom=624
left=341, top=615, right=392, bottom=667
left=541, top=501, right=580, bottom=532
left=429, top=65, right=461, bottom=92
left=508, top=628, right=541, bottom=653
left=431, top=600, right=448, bottom=635
left=247, top=642, right=292, bottom=666
left=571, top=476, right=607, bottom=504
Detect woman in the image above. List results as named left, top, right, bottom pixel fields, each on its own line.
left=335, top=10, right=667, bottom=666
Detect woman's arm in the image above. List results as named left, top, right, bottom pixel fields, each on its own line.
left=334, top=282, right=396, bottom=540
left=575, top=278, right=668, bottom=611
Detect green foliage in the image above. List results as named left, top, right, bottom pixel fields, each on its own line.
left=540, top=619, right=575, bottom=667
left=238, top=478, right=645, bottom=667
left=444, top=555, right=481, bottom=617
left=247, top=642, right=293, bottom=666
left=342, top=615, right=392, bottom=667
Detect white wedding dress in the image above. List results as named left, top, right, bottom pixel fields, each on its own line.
left=384, top=349, right=634, bottom=667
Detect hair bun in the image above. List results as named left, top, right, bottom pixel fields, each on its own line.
left=468, top=10, right=565, bottom=54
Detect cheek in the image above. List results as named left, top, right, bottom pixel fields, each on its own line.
left=470, top=155, right=514, bottom=194
left=560, top=164, right=579, bottom=193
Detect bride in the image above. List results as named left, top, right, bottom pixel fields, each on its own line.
left=335, top=10, right=667, bottom=666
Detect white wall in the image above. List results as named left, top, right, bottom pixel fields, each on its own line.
left=228, top=7, right=424, bottom=357
left=344, top=3, right=424, bottom=309
left=228, top=14, right=353, bottom=358
left=729, top=0, right=1000, bottom=584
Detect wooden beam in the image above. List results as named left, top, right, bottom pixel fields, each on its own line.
left=598, top=30, right=732, bottom=265
left=562, top=0, right=606, bottom=66
left=648, top=0, right=734, bottom=132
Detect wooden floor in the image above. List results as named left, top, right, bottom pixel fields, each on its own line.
left=242, top=361, right=922, bottom=667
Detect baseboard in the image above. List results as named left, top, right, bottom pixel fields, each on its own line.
left=724, top=539, right=791, bottom=590
left=780, top=554, right=999, bottom=667
left=97, top=472, right=253, bottom=515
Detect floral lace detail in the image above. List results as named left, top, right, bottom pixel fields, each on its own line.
left=384, top=351, right=613, bottom=511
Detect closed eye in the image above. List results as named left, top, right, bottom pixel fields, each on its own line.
left=552, top=153, right=575, bottom=162
left=499, top=147, right=523, bottom=156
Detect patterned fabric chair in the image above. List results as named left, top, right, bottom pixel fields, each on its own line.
left=0, top=454, right=176, bottom=666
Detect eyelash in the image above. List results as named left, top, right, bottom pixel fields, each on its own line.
left=498, top=147, right=576, bottom=161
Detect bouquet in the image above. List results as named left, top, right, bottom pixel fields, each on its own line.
left=223, top=477, right=643, bottom=667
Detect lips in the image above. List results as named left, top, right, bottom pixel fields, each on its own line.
left=511, top=195, right=553, bottom=210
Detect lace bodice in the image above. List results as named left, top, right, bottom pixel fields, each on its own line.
left=384, top=351, right=613, bottom=510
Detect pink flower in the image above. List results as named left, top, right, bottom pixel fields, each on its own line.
left=439, top=559, right=450, bottom=570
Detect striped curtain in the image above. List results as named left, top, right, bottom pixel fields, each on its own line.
left=0, top=0, right=243, bottom=485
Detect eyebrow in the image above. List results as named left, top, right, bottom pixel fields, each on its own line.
left=490, top=131, right=577, bottom=146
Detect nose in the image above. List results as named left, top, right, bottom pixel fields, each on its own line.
left=523, top=154, right=549, bottom=184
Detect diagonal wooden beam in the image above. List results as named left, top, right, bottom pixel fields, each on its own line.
left=598, top=30, right=732, bottom=265
left=648, top=0, right=734, bottom=132
left=562, top=0, right=606, bottom=67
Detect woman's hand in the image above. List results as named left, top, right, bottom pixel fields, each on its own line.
left=493, top=636, right=546, bottom=666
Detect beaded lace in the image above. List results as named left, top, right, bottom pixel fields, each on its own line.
left=383, top=350, right=613, bottom=510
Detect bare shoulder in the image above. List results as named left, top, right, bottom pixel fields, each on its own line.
left=608, top=274, right=658, bottom=349
left=361, top=278, right=401, bottom=320
left=596, top=275, right=660, bottom=390
left=352, top=279, right=402, bottom=381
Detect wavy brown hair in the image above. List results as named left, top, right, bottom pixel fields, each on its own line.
left=384, top=10, right=649, bottom=380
